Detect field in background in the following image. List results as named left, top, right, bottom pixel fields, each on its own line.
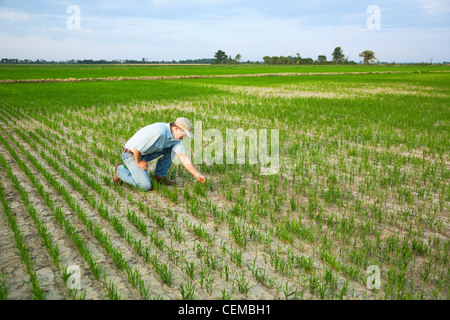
left=0, top=63, right=449, bottom=80
left=0, top=65, right=448, bottom=300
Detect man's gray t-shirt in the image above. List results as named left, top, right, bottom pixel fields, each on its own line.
left=123, top=122, right=186, bottom=155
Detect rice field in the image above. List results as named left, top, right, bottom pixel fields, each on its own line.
left=0, top=65, right=448, bottom=300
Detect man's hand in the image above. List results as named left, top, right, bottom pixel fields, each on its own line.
left=197, top=174, right=206, bottom=184
left=133, top=149, right=148, bottom=170
left=137, top=160, right=148, bottom=171
left=178, top=153, right=206, bottom=184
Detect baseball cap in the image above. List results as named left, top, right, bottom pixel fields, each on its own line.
left=174, top=117, right=194, bottom=138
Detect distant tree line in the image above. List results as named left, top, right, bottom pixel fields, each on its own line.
left=261, top=47, right=358, bottom=65
left=0, top=58, right=215, bottom=64
left=211, top=50, right=257, bottom=65
left=2, top=49, right=446, bottom=65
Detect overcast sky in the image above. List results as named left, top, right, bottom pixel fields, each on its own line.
left=0, top=0, right=449, bottom=62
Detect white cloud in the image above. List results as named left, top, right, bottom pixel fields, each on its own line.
left=0, top=8, right=29, bottom=22
left=419, top=0, right=450, bottom=14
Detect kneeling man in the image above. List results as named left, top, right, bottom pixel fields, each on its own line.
left=114, top=117, right=206, bottom=191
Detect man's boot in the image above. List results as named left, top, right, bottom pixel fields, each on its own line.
left=114, top=164, right=123, bottom=186
left=154, top=175, right=175, bottom=186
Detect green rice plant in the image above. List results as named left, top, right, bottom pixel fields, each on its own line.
left=162, top=205, right=176, bottom=220
left=191, top=222, right=214, bottom=243
left=126, top=207, right=148, bottom=236
left=149, top=230, right=165, bottom=251
left=323, top=267, right=338, bottom=291
left=259, top=275, right=273, bottom=290
left=185, top=262, right=195, bottom=280
left=229, top=247, right=243, bottom=267
left=167, top=241, right=179, bottom=263
left=106, top=280, right=122, bottom=300
left=199, top=265, right=209, bottom=288
left=229, top=222, right=248, bottom=248
left=282, top=281, right=298, bottom=300
left=179, top=280, right=196, bottom=300
left=126, top=267, right=142, bottom=289
left=308, top=273, right=320, bottom=294
left=61, top=265, right=86, bottom=300
left=338, top=279, right=349, bottom=300
left=0, top=269, right=8, bottom=300
left=167, top=186, right=178, bottom=203
left=317, top=282, right=328, bottom=300
left=419, top=260, right=432, bottom=284
left=193, top=182, right=207, bottom=198
left=204, top=273, right=214, bottom=294
left=221, top=288, right=233, bottom=300
left=254, top=268, right=266, bottom=285
left=224, top=264, right=230, bottom=282
left=234, top=271, right=251, bottom=297
left=295, top=255, right=314, bottom=273
left=275, top=223, right=294, bottom=244
left=146, top=207, right=166, bottom=229
left=169, top=223, right=185, bottom=242
left=150, top=254, right=174, bottom=286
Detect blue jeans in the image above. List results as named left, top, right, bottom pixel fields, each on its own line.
left=117, top=148, right=174, bottom=191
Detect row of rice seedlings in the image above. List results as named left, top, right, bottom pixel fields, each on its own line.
left=0, top=177, right=45, bottom=299
left=0, top=129, right=127, bottom=298
left=0, top=127, right=159, bottom=299
left=0, top=152, right=86, bottom=299
left=38, top=160, right=167, bottom=295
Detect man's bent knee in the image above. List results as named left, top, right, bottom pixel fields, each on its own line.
left=137, top=182, right=152, bottom=192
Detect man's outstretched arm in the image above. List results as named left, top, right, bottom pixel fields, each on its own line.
left=177, top=153, right=206, bottom=183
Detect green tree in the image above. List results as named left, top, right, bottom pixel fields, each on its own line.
left=227, top=55, right=234, bottom=65
left=318, top=55, right=327, bottom=64
left=279, top=56, right=288, bottom=65
left=332, top=47, right=345, bottom=64
left=263, top=56, right=271, bottom=64
left=235, top=54, right=242, bottom=64
left=270, top=56, right=279, bottom=65
left=359, top=50, right=376, bottom=65
left=213, top=50, right=227, bottom=64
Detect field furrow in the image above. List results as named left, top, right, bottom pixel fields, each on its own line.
left=0, top=197, right=34, bottom=300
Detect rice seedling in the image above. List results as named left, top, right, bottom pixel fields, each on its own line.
left=0, top=269, right=8, bottom=300
left=221, top=288, right=233, bottom=300
left=234, top=271, right=251, bottom=297
left=179, top=280, right=196, bottom=300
